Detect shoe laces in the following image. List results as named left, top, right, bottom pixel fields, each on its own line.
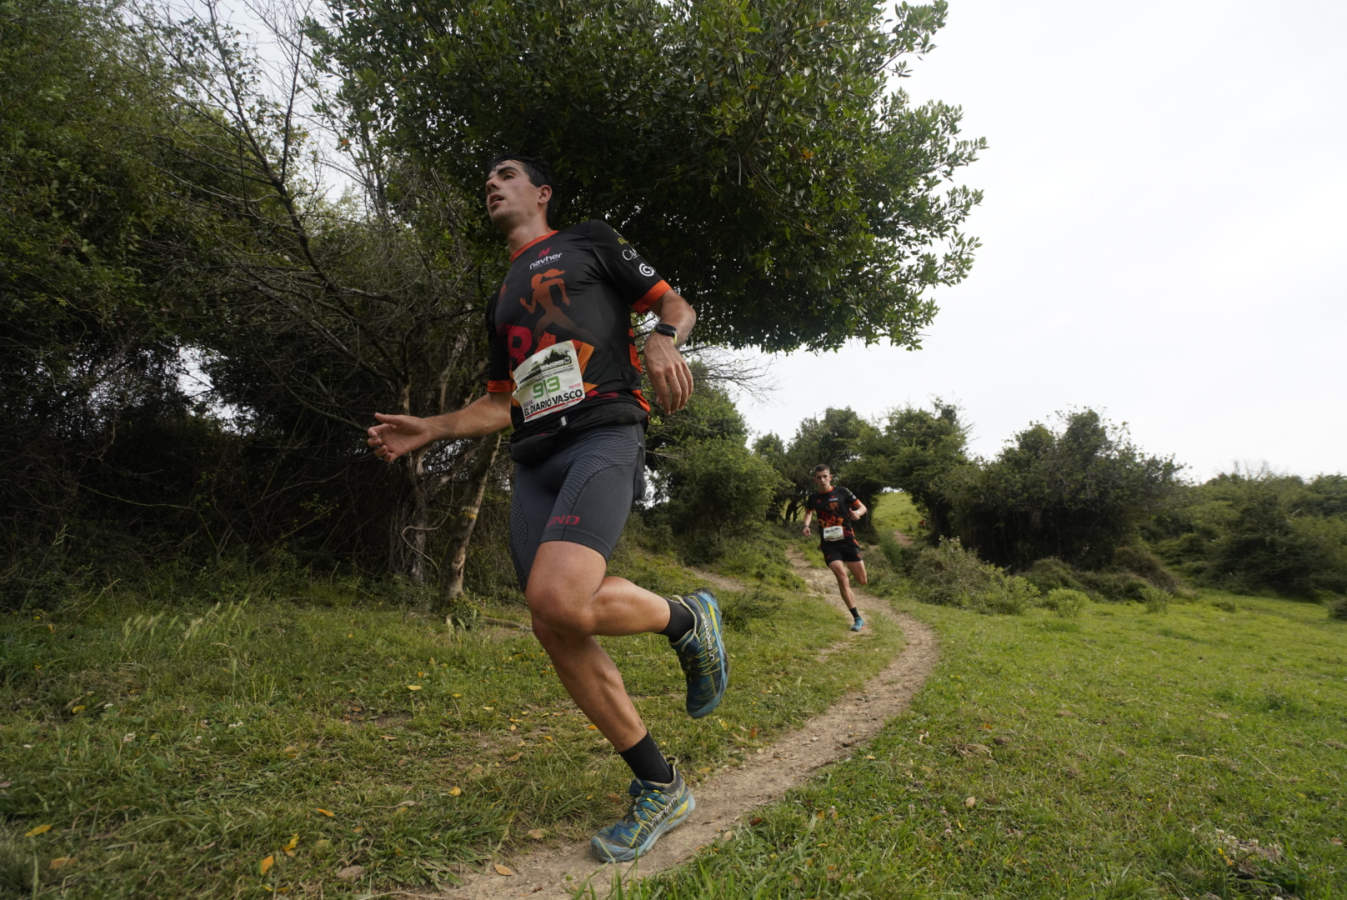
left=624, top=782, right=671, bottom=828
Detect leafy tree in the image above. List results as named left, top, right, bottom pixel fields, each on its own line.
left=861, top=400, right=969, bottom=538
left=1150, top=469, right=1347, bottom=599
left=647, top=367, right=786, bottom=556
left=0, top=0, right=209, bottom=589
left=645, top=361, right=750, bottom=468
left=136, top=0, right=511, bottom=592
left=310, top=0, right=983, bottom=351
left=752, top=432, right=794, bottom=521
left=948, top=410, right=1180, bottom=570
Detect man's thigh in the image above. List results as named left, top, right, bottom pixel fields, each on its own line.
left=509, top=424, right=644, bottom=587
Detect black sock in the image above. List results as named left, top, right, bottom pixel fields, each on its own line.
left=619, top=732, right=674, bottom=784
left=849, top=607, right=860, bottom=619
left=660, top=597, right=695, bottom=641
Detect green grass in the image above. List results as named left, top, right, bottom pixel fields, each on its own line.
left=635, top=591, right=1347, bottom=897
left=870, top=488, right=924, bottom=539
left=4, top=520, right=1346, bottom=897
left=0, top=534, right=900, bottom=898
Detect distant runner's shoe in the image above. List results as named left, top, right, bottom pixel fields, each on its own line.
left=851, top=616, right=865, bottom=632
left=590, top=766, right=694, bottom=862
left=671, top=589, right=729, bottom=718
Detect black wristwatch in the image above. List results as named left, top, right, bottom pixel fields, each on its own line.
left=652, top=322, right=679, bottom=341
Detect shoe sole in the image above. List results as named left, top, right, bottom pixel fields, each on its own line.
left=590, top=792, right=695, bottom=862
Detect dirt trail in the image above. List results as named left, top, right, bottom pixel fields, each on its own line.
left=432, top=545, right=939, bottom=899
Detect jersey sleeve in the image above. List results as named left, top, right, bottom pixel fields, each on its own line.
left=842, top=487, right=862, bottom=510
left=585, top=219, right=671, bottom=313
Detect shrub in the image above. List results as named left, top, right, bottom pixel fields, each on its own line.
left=1330, top=597, right=1347, bottom=621
left=1043, top=588, right=1089, bottom=617
left=909, top=538, right=1040, bottom=615
left=1111, top=544, right=1181, bottom=592
left=1141, top=585, right=1170, bottom=614
left=1024, top=557, right=1087, bottom=594
left=875, top=531, right=921, bottom=576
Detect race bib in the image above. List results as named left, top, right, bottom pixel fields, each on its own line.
left=822, top=525, right=844, bottom=541
left=513, top=341, right=585, bottom=423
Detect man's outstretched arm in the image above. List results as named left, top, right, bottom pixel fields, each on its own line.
left=368, top=391, right=511, bottom=463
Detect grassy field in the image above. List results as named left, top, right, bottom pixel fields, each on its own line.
left=3, top=504, right=1345, bottom=897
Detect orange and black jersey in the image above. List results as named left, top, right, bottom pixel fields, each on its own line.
left=805, top=486, right=863, bottom=543
left=486, top=219, right=671, bottom=441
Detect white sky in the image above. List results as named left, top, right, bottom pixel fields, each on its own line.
left=733, top=0, right=1347, bottom=482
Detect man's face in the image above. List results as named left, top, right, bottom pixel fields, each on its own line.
left=813, top=470, right=833, bottom=492
left=484, top=160, right=547, bottom=229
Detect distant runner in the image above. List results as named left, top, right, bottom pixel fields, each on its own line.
left=801, top=463, right=869, bottom=631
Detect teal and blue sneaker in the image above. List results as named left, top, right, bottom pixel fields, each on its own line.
left=671, top=589, right=728, bottom=718
left=590, top=766, right=695, bottom=862
left=851, top=616, right=865, bottom=632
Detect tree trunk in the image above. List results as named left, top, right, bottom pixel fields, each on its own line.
left=387, top=450, right=433, bottom=584
left=442, top=432, right=503, bottom=602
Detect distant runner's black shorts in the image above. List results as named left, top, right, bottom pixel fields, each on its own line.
left=821, top=539, right=863, bottom=565
left=508, top=423, right=645, bottom=589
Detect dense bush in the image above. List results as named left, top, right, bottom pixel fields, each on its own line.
left=1148, top=471, right=1347, bottom=599
left=649, top=437, right=787, bottom=562
left=1024, top=551, right=1181, bottom=605
left=1043, top=588, right=1089, bottom=617
left=946, top=410, right=1180, bottom=570
left=908, top=538, right=1040, bottom=615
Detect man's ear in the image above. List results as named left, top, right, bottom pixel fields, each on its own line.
left=537, top=184, right=552, bottom=209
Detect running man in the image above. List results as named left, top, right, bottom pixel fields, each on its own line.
left=801, top=463, right=869, bottom=631
left=366, top=156, right=728, bottom=862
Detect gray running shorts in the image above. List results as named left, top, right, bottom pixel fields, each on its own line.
left=508, top=423, right=645, bottom=589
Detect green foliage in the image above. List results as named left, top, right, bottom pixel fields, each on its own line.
left=1042, top=587, right=1089, bottom=617
left=1330, top=597, right=1347, bottom=621
left=312, top=0, right=983, bottom=352
left=653, top=437, right=786, bottom=562
left=908, top=538, right=1040, bottom=615
left=645, top=365, right=788, bottom=559
left=948, top=409, right=1181, bottom=570
left=1024, top=554, right=1180, bottom=606
left=1149, top=469, right=1347, bottom=599
left=1023, top=556, right=1087, bottom=594
left=646, top=360, right=749, bottom=465
left=862, top=400, right=970, bottom=538
left=1110, top=543, right=1180, bottom=593
left=0, top=0, right=204, bottom=571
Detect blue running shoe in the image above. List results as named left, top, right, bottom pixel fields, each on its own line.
left=851, top=616, right=865, bottom=632
left=590, top=766, right=695, bottom=862
left=671, top=589, right=728, bottom=718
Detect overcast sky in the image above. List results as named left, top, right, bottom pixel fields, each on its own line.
left=732, top=0, right=1346, bottom=482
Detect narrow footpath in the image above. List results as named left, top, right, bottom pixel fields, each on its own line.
left=433, top=545, right=939, bottom=898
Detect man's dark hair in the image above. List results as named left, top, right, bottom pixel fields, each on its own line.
left=486, top=153, right=557, bottom=222
left=812, top=464, right=832, bottom=475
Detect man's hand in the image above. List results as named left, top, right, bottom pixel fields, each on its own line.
left=802, top=523, right=812, bottom=536
left=644, top=335, right=693, bottom=413
left=367, top=413, right=432, bottom=463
